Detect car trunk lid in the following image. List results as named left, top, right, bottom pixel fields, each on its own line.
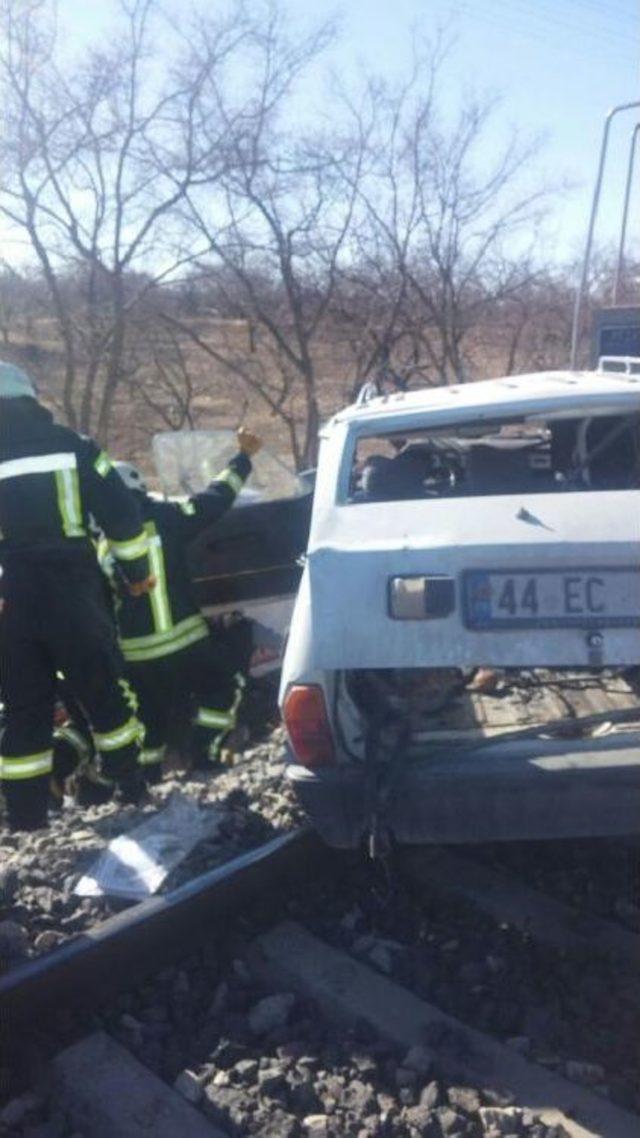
left=307, top=490, right=640, bottom=669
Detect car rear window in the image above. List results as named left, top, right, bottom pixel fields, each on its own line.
left=345, top=412, right=640, bottom=502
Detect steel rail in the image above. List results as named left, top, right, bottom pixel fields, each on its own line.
left=0, top=827, right=325, bottom=1033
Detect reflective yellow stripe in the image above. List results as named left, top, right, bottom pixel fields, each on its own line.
left=179, top=500, right=196, bottom=516
left=121, top=613, right=207, bottom=651
left=123, top=621, right=209, bottom=662
left=209, top=732, right=229, bottom=761
left=146, top=524, right=172, bottom=633
left=83, top=763, right=114, bottom=788
left=120, top=613, right=208, bottom=655
left=1, top=751, right=53, bottom=780
left=69, top=467, right=83, bottom=531
left=196, top=669, right=245, bottom=734
left=119, top=676, right=139, bottom=716
left=94, top=717, right=142, bottom=752
left=139, top=748, right=165, bottom=766
left=109, top=531, right=149, bottom=561
left=94, top=451, right=112, bottom=477
left=0, top=452, right=75, bottom=479
left=195, top=708, right=234, bottom=729
left=216, top=467, right=244, bottom=495
left=228, top=676, right=245, bottom=721
left=96, top=537, right=110, bottom=563
left=55, top=725, right=92, bottom=760
left=204, top=677, right=245, bottom=761
left=55, top=466, right=85, bottom=537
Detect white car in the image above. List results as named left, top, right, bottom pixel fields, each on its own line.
left=280, top=364, right=640, bottom=849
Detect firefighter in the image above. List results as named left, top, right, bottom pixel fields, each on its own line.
left=0, top=362, right=155, bottom=831
left=109, top=427, right=262, bottom=783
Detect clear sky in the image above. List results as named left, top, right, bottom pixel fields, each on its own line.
left=7, top=0, right=640, bottom=267
left=352, top=0, right=639, bottom=261
left=295, top=0, right=640, bottom=261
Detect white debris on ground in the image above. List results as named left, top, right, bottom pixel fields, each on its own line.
left=0, top=724, right=302, bottom=964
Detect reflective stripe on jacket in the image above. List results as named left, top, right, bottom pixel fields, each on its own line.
left=114, top=451, right=251, bottom=660
left=0, top=401, right=150, bottom=584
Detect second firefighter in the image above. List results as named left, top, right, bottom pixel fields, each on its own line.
left=110, top=427, right=263, bottom=782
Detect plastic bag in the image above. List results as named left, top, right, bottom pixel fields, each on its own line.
left=152, top=428, right=305, bottom=501
left=74, top=793, right=221, bottom=900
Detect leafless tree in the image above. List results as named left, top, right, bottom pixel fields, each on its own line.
left=1, top=1, right=562, bottom=468
left=125, top=314, right=203, bottom=432
left=167, top=7, right=367, bottom=469
left=346, top=51, right=551, bottom=387
left=491, top=268, right=572, bottom=375
left=0, top=0, right=261, bottom=441
left=0, top=260, right=47, bottom=342
left=326, top=64, right=440, bottom=396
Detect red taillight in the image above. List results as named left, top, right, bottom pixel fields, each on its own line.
left=283, top=684, right=335, bottom=768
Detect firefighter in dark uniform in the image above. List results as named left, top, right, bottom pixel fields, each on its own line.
left=110, top=426, right=262, bottom=783
left=0, top=362, right=155, bottom=831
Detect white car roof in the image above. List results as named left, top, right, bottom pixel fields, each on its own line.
left=330, top=370, right=640, bottom=432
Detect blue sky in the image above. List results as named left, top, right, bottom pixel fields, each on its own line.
left=299, top=0, right=640, bottom=260
left=12, top=0, right=640, bottom=266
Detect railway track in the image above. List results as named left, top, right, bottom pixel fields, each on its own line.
left=0, top=827, right=323, bottom=1034
left=1, top=822, right=637, bottom=1138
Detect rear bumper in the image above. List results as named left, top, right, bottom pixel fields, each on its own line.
left=286, top=733, right=640, bottom=847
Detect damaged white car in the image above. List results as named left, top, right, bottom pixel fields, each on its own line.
left=280, top=364, right=640, bottom=849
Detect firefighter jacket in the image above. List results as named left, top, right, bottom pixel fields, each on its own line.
left=0, top=400, right=150, bottom=583
left=113, top=452, right=252, bottom=662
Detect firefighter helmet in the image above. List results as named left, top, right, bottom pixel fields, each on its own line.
left=114, top=461, right=149, bottom=495
left=0, top=361, right=36, bottom=399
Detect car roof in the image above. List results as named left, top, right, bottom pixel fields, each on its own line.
left=330, top=370, right=640, bottom=431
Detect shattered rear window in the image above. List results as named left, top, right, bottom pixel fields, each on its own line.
left=345, top=412, right=640, bottom=502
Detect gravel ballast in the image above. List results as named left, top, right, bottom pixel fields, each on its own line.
left=2, top=712, right=638, bottom=1138
left=298, top=858, right=639, bottom=1114
left=0, top=721, right=301, bottom=968
left=5, top=830, right=634, bottom=1138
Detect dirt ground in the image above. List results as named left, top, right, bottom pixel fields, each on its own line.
left=4, top=316, right=515, bottom=479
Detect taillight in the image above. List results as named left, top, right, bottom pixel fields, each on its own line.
left=283, top=684, right=335, bottom=768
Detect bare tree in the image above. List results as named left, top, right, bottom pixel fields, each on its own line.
left=327, top=64, right=440, bottom=395
left=1, top=2, right=560, bottom=468
left=347, top=53, right=551, bottom=387
left=0, top=0, right=258, bottom=441
left=0, top=260, right=50, bottom=360
left=486, top=267, right=573, bottom=375
left=125, top=313, right=203, bottom=432
left=166, top=8, right=367, bottom=469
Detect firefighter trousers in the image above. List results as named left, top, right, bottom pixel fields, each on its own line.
left=0, top=553, right=144, bottom=831
left=128, top=634, right=245, bottom=782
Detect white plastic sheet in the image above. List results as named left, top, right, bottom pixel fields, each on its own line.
left=152, top=429, right=304, bottom=501
left=74, top=794, right=221, bottom=901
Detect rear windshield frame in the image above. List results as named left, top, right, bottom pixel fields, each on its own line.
left=338, top=409, right=640, bottom=505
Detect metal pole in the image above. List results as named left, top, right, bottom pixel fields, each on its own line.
left=570, top=101, right=640, bottom=370
left=613, top=123, right=640, bottom=304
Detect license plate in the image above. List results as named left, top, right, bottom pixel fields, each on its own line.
left=463, top=568, right=640, bottom=629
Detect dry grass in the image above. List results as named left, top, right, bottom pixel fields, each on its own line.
left=3, top=316, right=542, bottom=478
